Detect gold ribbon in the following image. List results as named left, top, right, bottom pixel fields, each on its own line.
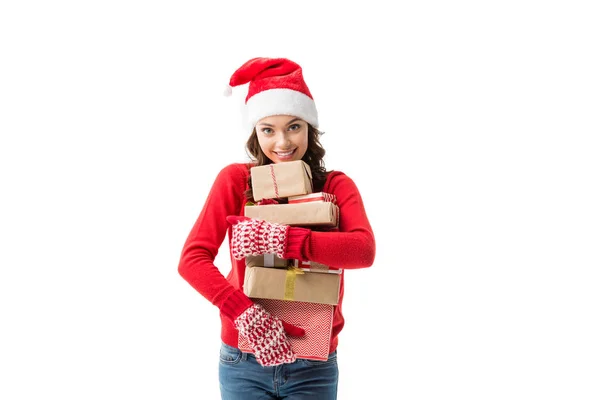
left=284, top=267, right=305, bottom=300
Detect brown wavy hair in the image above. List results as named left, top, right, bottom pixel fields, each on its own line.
left=244, top=124, right=329, bottom=202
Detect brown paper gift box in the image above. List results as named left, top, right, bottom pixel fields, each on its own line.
left=244, top=202, right=339, bottom=227
left=250, top=160, right=313, bottom=202
left=245, top=254, right=290, bottom=268
left=243, top=266, right=341, bottom=305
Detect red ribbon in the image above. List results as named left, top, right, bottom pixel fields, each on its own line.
left=288, top=192, right=337, bottom=205
left=269, top=164, right=280, bottom=198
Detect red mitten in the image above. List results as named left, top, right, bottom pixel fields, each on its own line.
left=219, top=289, right=305, bottom=367
left=226, top=215, right=311, bottom=260
left=227, top=216, right=290, bottom=259
left=234, top=303, right=298, bottom=367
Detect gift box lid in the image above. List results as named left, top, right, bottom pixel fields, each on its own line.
left=244, top=202, right=338, bottom=227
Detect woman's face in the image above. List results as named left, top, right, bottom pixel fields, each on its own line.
left=256, top=115, right=309, bottom=163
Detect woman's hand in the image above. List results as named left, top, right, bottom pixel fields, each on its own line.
left=235, top=303, right=303, bottom=367
left=227, top=215, right=290, bottom=259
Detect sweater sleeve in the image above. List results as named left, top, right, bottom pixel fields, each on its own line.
left=299, top=172, right=376, bottom=269
left=177, top=164, right=250, bottom=310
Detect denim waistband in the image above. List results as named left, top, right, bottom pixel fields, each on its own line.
left=221, top=342, right=337, bottom=361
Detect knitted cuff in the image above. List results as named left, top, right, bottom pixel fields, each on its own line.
left=219, top=289, right=254, bottom=322
left=283, top=226, right=311, bottom=260
left=265, top=222, right=289, bottom=258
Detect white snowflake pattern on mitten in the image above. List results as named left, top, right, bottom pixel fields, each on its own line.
left=234, top=304, right=296, bottom=367
left=230, top=218, right=288, bottom=260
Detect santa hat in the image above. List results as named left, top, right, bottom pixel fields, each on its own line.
left=224, top=57, right=319, bottom=133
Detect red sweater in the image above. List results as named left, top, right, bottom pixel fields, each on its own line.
left=178, top=163, right=376, bottom=353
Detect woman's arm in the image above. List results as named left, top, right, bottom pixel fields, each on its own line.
left=177, top=163, right=247, bottom=308
left=298, top=172, right=376, bottom=269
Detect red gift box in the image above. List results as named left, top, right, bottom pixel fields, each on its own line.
left=238, top=299, right=334, bottom=361
left=293, top=259, right=342, bottom=275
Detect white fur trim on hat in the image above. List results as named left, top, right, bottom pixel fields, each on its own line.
left=246, top=88, right=319, bottom=132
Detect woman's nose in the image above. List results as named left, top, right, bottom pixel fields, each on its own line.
left=276, top=132, right=291, bottom=146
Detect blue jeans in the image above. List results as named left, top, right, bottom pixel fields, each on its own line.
left=219, top=343, right=339, bottom=400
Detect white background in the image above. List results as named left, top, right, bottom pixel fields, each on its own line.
left=1, top=1, right=599, bottom=399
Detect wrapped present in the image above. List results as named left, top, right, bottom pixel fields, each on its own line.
left=250, top=160, right=313, bottom=202
left=288, top=192, right=336, bottom=205
left=293, top=259, right=342, bottom=275
left=244, top=266, right=341, bottom=305
left=245, top=254, right=290, bottom=268
left=238, top=298, right=334, bottom=361
left=244, top=202, right=338, bottom=227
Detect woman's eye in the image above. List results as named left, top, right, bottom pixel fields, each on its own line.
left=288, top=124, right=300, bottom=131
left=261, top=128, right=273, bottom=134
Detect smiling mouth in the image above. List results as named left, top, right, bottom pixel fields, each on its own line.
left=274, top=149, right=296, bottom=157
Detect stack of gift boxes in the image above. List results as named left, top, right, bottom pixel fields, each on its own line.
left=238, top=160, right=341, bottom=361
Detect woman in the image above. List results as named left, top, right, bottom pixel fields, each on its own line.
left=178, top=57, right=375, bottom=399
